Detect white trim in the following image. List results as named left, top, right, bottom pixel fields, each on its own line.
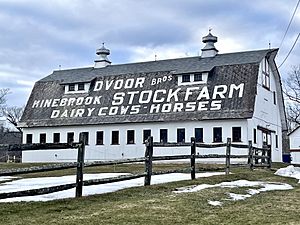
left=178, top=72, right=208, bottom=86
left=64, top=83, right=90, bottom=94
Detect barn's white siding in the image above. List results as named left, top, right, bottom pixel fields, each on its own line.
left=22, top=119, right=249, bottom=162
left=288, top=128, right=300, bottom=164
left=247, top=59, right=283, bottom=162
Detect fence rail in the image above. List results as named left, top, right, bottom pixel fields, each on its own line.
left=0, top=157, right=148, bottom=176
left=0, top=163, right=78, bottom=176
left=8, top=143, right=79, bottom=151
left=85, top=157, right=146, bottom=167
left=153, top=142, right=191, bottom=147
left=252, top=146, right=271, bottom=151
left=0, top=135, right=271, bottom=200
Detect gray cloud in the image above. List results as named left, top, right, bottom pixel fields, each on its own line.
left=0, top=0, right=299, bottom=106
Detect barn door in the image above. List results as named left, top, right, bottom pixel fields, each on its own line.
left=262, top=131, right=271, bottom=147
left=261, top=131, right=271, bottom=164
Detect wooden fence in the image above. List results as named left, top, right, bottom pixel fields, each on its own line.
left=144, top=137, right=271, bottom=185
left=0, top=135, right=271, bottom=200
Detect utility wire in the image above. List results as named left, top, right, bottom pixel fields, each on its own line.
left=279, top=0, right=300, bottom=49
left=278, top=33, right=300, bottom=68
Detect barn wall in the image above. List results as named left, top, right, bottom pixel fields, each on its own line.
left=249, top=59, right=283, bottom=162
left=290, top=152, right=300, bottom=164
left=22, top=119, right=248, bottom=162
left=289, top=130, right=300, bottom=149
left=289, top=130, right=300, bottom=164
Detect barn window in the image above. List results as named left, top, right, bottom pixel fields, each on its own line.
left=67, top=132, right=74, bottom=144
left=68, top=84, right=75, bottom=91
left=80, top=132, right=89, bottom=145
left=127, top=130, right=135, bottom=144
left=262, top=132, right=267, bottom=145
left=26, top=134, right=33, bottom=144
left=194, top=73, right=203, bottom=82
left=182, top=74, right=191, bottom=82
left=232, top=127, right=241, bottom=142
left=178, top=72, right=208, bottom=86
left=195, top=128, right=203, bottom=142
left=111, top=131, right=119, bottom=145
left=53, top=133, right=60, bottom=143
left=213, top=127, right=222, bottom=142
left=177, top=128, right=185, bottom=143
left=253, top=129, right=257, bottom=144
left=96, top=131, right=104, bottom=145
left=273, top=91, right=276, bottom=105
left=276, top=135, right=278, bottom=148
left=78, top=83, right=85, bottom=91
left=40, top=133, right=46, bottom=144
left=262, top=58, right=270, bottom=89
left=65, top=83, right=89, bottom=94
left=143, top=129, right=151, bottom=143
left=160, top=129, right=168, bottom=143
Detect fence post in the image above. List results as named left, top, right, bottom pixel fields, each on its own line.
left=248, top=140, right=254, bottom=170
left=267, top=144, right=272, bottom=168
left=76, top=133, right=86, bottom=197
left=254, top=148, right=259, bottom=165
left=191, top=137, right=196, bottom=180
left=144, top=136, right=153, bottom=186
left=262, top=144, right=267, bottom=164
left=225, top=138, right=231, bottom=175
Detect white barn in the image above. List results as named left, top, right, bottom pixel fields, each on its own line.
left=288, top=127, right=300, bottom=164
left=18, top=32, right=288, bottom=163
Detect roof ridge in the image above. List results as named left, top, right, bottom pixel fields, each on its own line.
left=52, top=48, right=276, bottom=73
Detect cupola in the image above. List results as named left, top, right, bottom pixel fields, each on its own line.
left=201, top=30, right=218, bottom=58
left=94, top=43, right=111, bottom=68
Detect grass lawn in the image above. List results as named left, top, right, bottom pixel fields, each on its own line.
left=0, top=163, right=299, bottom=225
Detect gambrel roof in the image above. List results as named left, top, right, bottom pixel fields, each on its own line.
left=19, top=48, right=279, bottom=128
left=41, top=49, right=273, bottom=83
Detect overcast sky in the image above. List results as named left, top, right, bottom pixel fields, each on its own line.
left=0, top=0, right=299, bottom=107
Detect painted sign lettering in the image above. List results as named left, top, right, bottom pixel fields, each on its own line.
left=31, top=74, right=245, bottom=119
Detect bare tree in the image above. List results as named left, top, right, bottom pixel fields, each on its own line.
left=2, top=106, right=24, bottom=132
left=286, top=103, right=300, bottom=129
left=0, top=88, right=24, bottom=132
left=0, top=88, right=9, bottom=107
left=284, top=65, right=300, bottom=129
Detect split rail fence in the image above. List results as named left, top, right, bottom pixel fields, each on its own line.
left=0, top=135, right=271, bottom=200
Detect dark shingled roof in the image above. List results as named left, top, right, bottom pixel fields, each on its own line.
left=19, top=48, right=278, bottom=128
left=40, top=49, right=273, bottom=84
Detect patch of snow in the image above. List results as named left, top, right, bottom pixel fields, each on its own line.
left=227, top=192, right=251, bottom=201
left=0, top=172, right=224, bottom=203
left=0, top=176, right=18, bottom=182
left=219, top=180, right=263, bottom=188
left=0, top=173, right=129, bottom=194
left=208, top=200, right=223, bottom=206
left=195, top=172, right=226, bottom=178
left=275, top=165, right=300, bottom=183
left=258, top=183, right=293, bottom=192
left=174, top=179, right=293, bottom=206
left=247, top=189, right=260, bottom=195
left=174, top=180, right=293, bottom=194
